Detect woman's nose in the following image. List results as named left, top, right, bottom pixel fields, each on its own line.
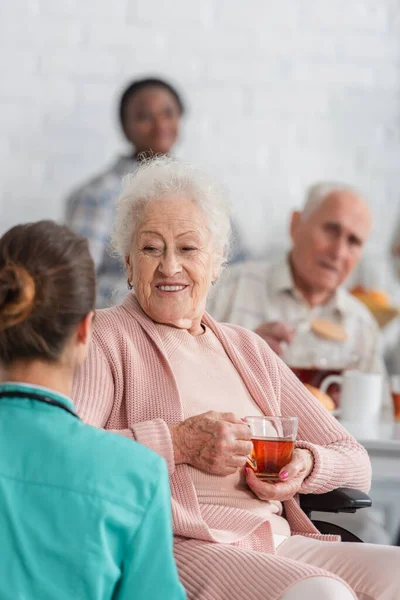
left=158, top=252, right=182, bottom=276
left=153, top=114, right=170, bottom=131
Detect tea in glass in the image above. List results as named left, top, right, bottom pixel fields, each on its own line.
left=245, top=416, right=298, bottom=481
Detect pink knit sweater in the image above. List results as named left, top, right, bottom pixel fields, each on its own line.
left=72, top=294, right=371, bottom=553
left=154, top=322, right=290, bottom=539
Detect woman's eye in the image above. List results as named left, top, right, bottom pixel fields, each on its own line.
left=135, top=112, right=152, bottom=122
left=143, top=246, right=160, bottom=253
left=182, top=247, right=197, bottom=252
left=163, top=108, right=177, bottom=119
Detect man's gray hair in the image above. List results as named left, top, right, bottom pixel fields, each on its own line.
left=110, top=156, right=232, bottom=264
left=302, top=182, right=361, bottom=220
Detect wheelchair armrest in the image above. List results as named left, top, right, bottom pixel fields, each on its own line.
left=300, top=487, right=372, bottom=516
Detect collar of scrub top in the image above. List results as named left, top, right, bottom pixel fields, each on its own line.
left=0, top=382, right=79, bottom=419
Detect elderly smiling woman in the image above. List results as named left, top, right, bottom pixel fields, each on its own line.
left=73, top=157, right=400, bottom=600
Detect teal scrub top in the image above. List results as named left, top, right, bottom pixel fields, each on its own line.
left=0, top=382, right=186, bottom=600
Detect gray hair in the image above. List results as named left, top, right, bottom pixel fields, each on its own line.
left=302, top=182, right=362, bottom=220
left=110, top=156, right=231, bottom=265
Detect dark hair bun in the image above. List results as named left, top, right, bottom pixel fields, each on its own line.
left=0, top=264, right=36, bottom=331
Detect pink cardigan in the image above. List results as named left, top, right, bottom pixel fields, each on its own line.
left=72, top=294, right=371, bottom=552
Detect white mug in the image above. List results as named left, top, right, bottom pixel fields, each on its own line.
left=320, top=370, right=382, bottom=422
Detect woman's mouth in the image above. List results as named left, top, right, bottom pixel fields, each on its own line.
left=156, top=284, right=188, bottom=293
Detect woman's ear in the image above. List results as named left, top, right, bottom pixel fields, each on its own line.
left=76, top=311, right=94, bottom=346
left=125, top=255, right=133, bottom=282
left=211, top=250, right=223, bottom=283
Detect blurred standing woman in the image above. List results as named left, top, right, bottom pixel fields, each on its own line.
left=65, top=77, right=185, bottom=308
left=0, top=220, right=185, bottom=600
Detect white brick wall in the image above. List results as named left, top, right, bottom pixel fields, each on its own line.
left=1, top=0, right=400, bottom=284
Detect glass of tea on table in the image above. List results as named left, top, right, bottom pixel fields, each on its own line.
left=390, top=376, right=400, bottom=420
left=245, top=416, right=298, bottom=481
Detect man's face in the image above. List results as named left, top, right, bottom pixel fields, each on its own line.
left=290, top=191, right=372, bottom=295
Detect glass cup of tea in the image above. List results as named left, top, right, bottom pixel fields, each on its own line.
left=245, top=416, right=298, bottom=481
left=390, top=375, right=400, bottom=420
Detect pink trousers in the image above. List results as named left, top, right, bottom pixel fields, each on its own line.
left=174, top=535, right=400, bottom=599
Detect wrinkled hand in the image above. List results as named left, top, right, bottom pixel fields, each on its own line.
left=254, top=321, right=295, bottom=356
left=245, top=448, right=314, bottom=502
left=170, top=411, right=253, bottom=476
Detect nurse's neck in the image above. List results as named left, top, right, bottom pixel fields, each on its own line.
left=1, top=359, right=73, bottom=399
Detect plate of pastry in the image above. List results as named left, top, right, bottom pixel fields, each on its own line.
left=350, top=286, right=400, bottom=329
left=304, top=383, right=340, bottom=416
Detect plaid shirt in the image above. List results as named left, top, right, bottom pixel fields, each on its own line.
left=65, top=156, right=136, bottom=308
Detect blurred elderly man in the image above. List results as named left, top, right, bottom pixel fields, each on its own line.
left=209, top=182, right=383, bottom=376
left=209, top=182, right=392, bottom=546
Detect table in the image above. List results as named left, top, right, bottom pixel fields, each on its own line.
left=340, top=417, right=400, bottom=543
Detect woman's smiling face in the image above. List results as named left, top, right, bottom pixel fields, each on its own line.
left=126, top=196, right=220, bottom=335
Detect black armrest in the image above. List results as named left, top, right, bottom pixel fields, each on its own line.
left=300, top=488, right=372, bottom=516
